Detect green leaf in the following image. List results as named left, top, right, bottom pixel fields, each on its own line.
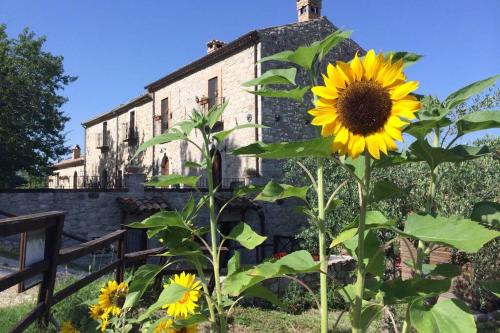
left=242, top=68, right=297, bottom=87
left=133, top=131, right=185, bottom=159
left=206, top=100, right=228, bottom=128
left=381, top=278, right=451, bottom=305
left=479, top=281, right=500, bottom=297
left=331, top=211, right=395, bottom=247
left=232, top=184, right=264, bottom=198
left=222, top=250, right=319, bottom=296
left=343, top=230, right=385, bottom=276
left=368, top=180, right=405, bottom=203
left=404, top=214, right=500, bottom=253
left=213, top=124, right=267, bottom=143
left=317, top=30, right=353, bottom=62
left=456, top=110, right=500, bottom=136
left=325, top=199, right=342, bottom=215
left=227, top=251, right=241, bottom=276
left=184, top=161, right=202, bottom=169
left=358, top=301, right=384, bottom=332
left=173, top=314, right=209, bottom=329
left=409, top=139, right=490, bottom=170
left=138, top=283, right=188, bottom=321
left=243, top=284, right=285, bottom=308
left=232, top=136, right=333, bottom=159
left=246, top=86, right=310, bottom=102
left=254, top=180, right=308, bottom=203
left=146, top=174, right=201, bottom=188
left=226, top=222, right=267, bottom=250
left=382, top=51, right=423, bottom=68
left=410, top=298, right=476, bottom=333
left=128, top=210, right=185, bottom=229
left=259, top=30, right=351, bottom=70
left=124, top=264, right=163, bottom=309
left=444, top=75, right=500, bottom=109
left=471, top=201, right=500, bottom=228
left=426, top=263, right=462, bottom=278
left=405, top=118, right=453, bottom=140
left=343, top=154, right=368, bottom=180
left=182, top=195, right=195, bottom=219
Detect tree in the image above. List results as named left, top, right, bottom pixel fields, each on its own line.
left=0, top=24, right=76, bottom=188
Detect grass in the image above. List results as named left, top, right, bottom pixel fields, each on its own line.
left=0, top=275, right=106, bottom=333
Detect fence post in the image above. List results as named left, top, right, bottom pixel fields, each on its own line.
left=38, top=214, right=65, bottom=326
left=116, top=234, right=125, bottom=283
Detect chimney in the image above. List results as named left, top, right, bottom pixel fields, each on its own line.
left=207, top=39, right=225, bottom=54
left=297, top=0, right=322, bottom=22
left=72, top=144, right=81, bottom=159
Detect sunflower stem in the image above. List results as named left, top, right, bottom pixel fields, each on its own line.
left=317, top=159, right=328, bottom=333
left=352, top=152, right=371, bottom=333
left=202, top=131, right=227, bottom=333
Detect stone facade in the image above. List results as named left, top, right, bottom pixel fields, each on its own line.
left=65, top=16, right=362, bottom=189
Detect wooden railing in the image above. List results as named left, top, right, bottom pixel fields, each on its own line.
left=0, top=211, right=133, bottom=333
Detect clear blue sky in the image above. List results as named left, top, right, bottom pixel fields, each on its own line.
left=1, top=0, right=499, bottom=150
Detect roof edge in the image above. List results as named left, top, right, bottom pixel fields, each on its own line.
left=82, top=93, right=152, bottom=127
left=145, top=31, right=260, bottom=92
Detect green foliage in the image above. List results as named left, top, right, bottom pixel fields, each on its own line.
left=254, top=180, right=309, bottom=203
left=0, top=24, right=76, bottom=188
left=409, top=298, right=476, bottom=333
left=225, top=222, right=267, bottom=250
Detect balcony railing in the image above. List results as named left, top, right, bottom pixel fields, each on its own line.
left=145, top=176, right=245, bottom=190
left=96, top=132, right=110, bottom=150
left=122, top=123, right=138, bottom=144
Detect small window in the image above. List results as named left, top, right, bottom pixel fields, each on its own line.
left=208, top=77, right=218, bottom=109
left=130, top=111, right=135, bottom=130
left=161, top=98, right=169, bottom=132
left=300, top=6, right=307, bottom=14
left=102, top=121, right=108, bottom=146
left=311, top=6, right=319, bottom=14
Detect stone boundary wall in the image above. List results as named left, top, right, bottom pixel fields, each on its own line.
left=0, top=175, right=306, bottom=258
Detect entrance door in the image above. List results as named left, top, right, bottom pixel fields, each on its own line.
left=73, top=171, right=78, bottom=189
left=161, top=155, right=169, bottom=176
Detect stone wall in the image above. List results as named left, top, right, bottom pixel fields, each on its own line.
left=0, top=174, right=307, bottom=261
left=258, top=17, right=363, bottom=179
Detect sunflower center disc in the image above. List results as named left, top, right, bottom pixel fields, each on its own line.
left=337, top=80, right=392, bottom=135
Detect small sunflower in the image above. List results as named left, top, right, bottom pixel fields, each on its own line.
left=162, top=272, right=202, bottom=319
left=89, top=304, right=107, bottom=320
left=154, top=319, right=198, bottom=333
left=98, top=280, right=128, bottom=316
left=59, top=321, right=80, bottom=333
left=309, top=49, right=421, bottom=159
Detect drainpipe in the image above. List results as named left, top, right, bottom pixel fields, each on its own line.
left=151, top=91, right=156, bottom=176
left=253, top=42, right=260, bottom=176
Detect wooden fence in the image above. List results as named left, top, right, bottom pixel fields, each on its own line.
left=0, top=211, right=162, bottom=333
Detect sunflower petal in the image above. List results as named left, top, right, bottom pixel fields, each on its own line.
left=312, top=86, right=338, bottom=99
left=350, top=52, right=364, bottom=81
left=390, top=80, right=419, bottom=100
left=365, top=134, right=381, bottom=159
left=334, top=126, right=350, bottom=145
left=384, top=123, right=403, bottom=142
left=349, top=135, right=366, bottom=159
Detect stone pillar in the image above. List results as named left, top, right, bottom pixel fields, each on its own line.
left=127, top=173, right=145, bottom=194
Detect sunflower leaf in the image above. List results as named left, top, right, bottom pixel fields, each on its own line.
left=138, top=283, right=188, bottom=321
left=444, top=75, right=500, bottom=109
left=242, top=68, right=298, bottom=87
left=213, top=124, right=267, bottom=143
left=404, top=213, right=500, bottom=253
left=231, top=136, right=333, bottom=159
left=226, top=222, right=267, bottom=250
left=410, top=298, right=476, bottom=333
left=246, top=86, right=310, bottom=102
left=456, top=110, right=500, bottom=136
left=254, top=180, right=309, bottom=203
left=471, top=201, right=500, bottom=228
left=382, top=51, right=423, bottom=68
left=146, top=174, right=200, bottom=188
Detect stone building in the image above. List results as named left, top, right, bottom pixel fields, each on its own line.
left=48, top=145, right=85, bottom=188
left=53, top=0, right=363, bottom=188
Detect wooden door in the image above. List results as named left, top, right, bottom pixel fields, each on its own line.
left=212, top=150, right=222, bottom=188
left=161, top=155, right=169, bottom=176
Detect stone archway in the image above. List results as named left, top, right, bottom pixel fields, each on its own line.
left=161, top=154, right=169, bottom=176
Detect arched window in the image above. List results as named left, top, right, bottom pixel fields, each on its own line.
left=212, top=149, right=222, bottom=188
left=161, top=154, right=170, bottom=176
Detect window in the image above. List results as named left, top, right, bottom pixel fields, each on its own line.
left=300, top=6, right=307, bottom=14
left=161, top=98, right=169, bottom=133
left=208, top=77, right=218, bottom=109
left=311, top=6, right=319, bottom=14
left=130, top=111, right=135, bottom=131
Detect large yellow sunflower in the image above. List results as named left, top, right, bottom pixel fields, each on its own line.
left=162, top=272, right=202, bottom=319
left=98, top=280, right=128, bottom=316
left=59, top=321, right=80, bottom=333
left=89, top=304, right=110, bottom=332
left=309, top=49, right=421, bottom=159
left=155, top=319, right=198, bottom=333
